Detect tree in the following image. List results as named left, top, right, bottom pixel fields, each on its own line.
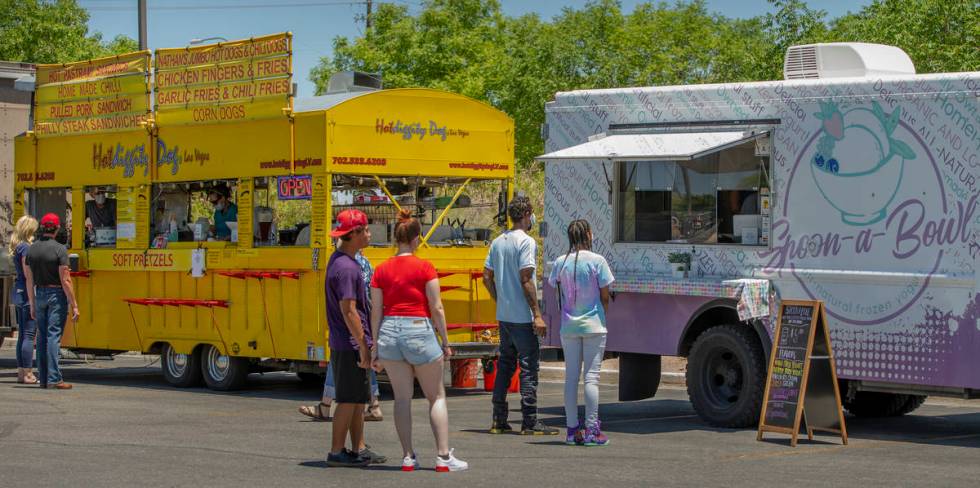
left=827, top=0, right=979, bottom=73
left=0, top=0, right=139, bottom=64
left=760, top=0, right=828, bottom=79
left=310, top=0, right=976, bottom=169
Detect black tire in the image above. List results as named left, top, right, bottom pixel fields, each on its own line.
left=200, top=344, right=249, bottom=391
left=686, top=324, right=767, bottom=428
left=843, top=391, right=927, bottom=417
left=161, top=343, right=203, bottom=388
left=898, top=395, right=928, bottom=415
left=297, top=372, right=326, bottom=386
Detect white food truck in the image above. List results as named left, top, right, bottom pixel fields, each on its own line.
left=538, top=43, right=979, bottom=427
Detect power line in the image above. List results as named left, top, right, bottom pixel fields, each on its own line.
left=84, top=1, right=368, bottom=11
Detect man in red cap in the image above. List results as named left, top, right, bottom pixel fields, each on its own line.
left=325, top=209, right=385, bottom=467
left=24, top=213, right=79, bottom=389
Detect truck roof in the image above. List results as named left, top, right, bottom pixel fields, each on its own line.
left=549, top=71, right=980, bottom=106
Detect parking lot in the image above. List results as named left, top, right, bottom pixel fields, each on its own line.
left=1, top=349, right=979, bottom=487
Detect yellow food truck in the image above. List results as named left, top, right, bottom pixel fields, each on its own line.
left=14, top=34, right=513, bottom=390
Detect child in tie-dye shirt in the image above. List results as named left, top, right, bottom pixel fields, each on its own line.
left=547, top=220, right=614, bottom=446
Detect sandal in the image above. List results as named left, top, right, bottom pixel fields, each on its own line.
left=298, top=402, right=331, bottom=421
left=16, top=370, right=39, bottom=384
left=364, top=403, right=383, bottom=422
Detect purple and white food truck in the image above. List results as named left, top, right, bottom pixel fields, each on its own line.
left=538, top=43, right=979, bottom=427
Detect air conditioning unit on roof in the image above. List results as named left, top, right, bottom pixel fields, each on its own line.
left=784, top=43, right=916, bottom=80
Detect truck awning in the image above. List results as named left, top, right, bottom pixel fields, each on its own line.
left=536, top=130, right=761, bottom=162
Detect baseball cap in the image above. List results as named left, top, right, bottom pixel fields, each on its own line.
left=330, top=209, right=368, bottom=238
left=40, top=213, right=61, bottom=230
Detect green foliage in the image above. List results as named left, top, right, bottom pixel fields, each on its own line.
left=307, top=0, right=974, bottom=240
left=0, top=0, right=139, bottom=64
left=310, top=0, right=973, bottom=172
left=826, top=0, right=979, bottom=74
left=667, top=252, right=692, bottom=265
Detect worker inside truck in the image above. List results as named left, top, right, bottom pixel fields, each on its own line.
left=617, top=134, right=769, bottom=245
left=207, top=183, right=238, bottom=241
left=150, top=179, right=238, bottom=246
left=252, top=175, right=313, bottom=247
left=84, top=186, right=117, bottom=248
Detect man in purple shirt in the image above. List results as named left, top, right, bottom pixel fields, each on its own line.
left=325, top=209, right=385, bottom=467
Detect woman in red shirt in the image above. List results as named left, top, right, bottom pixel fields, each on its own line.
left=370, top=209, right=467, bottom=472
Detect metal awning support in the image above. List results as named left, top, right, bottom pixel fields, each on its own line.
left=372, top=175, right=404, bottom=213
left=421, top=177, right=472, bottom=248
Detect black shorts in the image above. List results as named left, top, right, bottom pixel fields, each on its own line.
left=331, top=349, right=371, bottom=404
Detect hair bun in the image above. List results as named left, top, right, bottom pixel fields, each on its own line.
left=397, top=208, right=413, bottom=223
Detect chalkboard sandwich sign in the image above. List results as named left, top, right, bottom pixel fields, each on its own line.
left=757, top=299, right=848, bottom=447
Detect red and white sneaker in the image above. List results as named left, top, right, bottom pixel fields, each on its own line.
left=435, top=449, right=468, bottom=472
left=401, top=454, right=420, bottom=472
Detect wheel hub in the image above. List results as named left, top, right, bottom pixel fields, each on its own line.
left=165, top=347, right=188, bottom=378
left=207, top=347, right=230, bottom=381
left=704, top=348, right=743, bottom=407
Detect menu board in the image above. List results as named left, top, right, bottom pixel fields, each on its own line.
left=236, top=179, right=253, bottom=248
left=34, top=51, right=151, bottom=137
left=154, top=33, right=292, bottom=126
left=764, top=304, right=812, bottom=429
left=309, top=174, right=329, bottom=249
left=757, top=300, right=848, bottom=447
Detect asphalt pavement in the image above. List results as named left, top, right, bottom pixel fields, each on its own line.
left=1, top=349, right=979, bottom=487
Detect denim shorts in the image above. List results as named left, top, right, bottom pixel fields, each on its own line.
left=377, top=316, right=443, bottom=365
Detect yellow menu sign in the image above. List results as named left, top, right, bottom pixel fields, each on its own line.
left=154, top=32, right=292, bottom=126
left=34, top=51, right=151, bottom=137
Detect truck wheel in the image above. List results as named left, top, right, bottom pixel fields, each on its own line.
left=686, top=324, right=766, bottom=428
left=161, top=343, right=202, bottom=388
left=842, top=391, right=927, bottom=417
left=297, top=372, right=326, bottom=386
left=619, top=353, right=661, bottom=402
left=898, top=395, right=928, bottom=415
left=201, top=345, right=248, bottom=391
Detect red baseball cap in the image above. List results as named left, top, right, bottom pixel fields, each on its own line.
left=40, top=213, right=61, bottom=230
left=330, top=209, right=368, bottom=238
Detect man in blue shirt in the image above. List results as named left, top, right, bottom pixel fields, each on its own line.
left=483, top=195, right=558, bottom=435
left=208, top=184, right=238, bottom=241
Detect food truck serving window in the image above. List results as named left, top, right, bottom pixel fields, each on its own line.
left=26, top=188, right=73, bottom=247
left=150, top=180, right=238, bottom=247
left=614, top=134, right=771, bottom=246
left=84, top=185, right=118, bottom=248
left=253, top=176, right=313, bottom=247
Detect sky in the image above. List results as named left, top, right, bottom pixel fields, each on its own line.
left=79, top=0, right=871, bottom=97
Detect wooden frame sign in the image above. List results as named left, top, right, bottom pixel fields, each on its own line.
left=757, top=299, right=848, bottom=447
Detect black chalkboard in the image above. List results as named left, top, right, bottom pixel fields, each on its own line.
left=757, top=300, right=847, bottom=447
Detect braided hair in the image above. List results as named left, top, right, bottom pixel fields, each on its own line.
left=558, top=219, right=592, bottom=307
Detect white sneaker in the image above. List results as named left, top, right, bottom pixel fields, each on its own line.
left=435, top=449, right=468, bottom=472
left=401, top=454, right=420, bottom=472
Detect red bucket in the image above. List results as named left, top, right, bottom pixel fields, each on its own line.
left=482, top=359, right=520, bottom=393
left=450, top=359, right=479, bottom=388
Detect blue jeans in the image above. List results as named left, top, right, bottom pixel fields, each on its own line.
left=492, top=321, right=541, bottom=428
left=35, top=287, right=68, bottom=386
left=12, top=289, right=36, bottom=369
left=324, top=361, right=380, bottom=400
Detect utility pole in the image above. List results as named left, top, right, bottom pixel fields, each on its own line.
left=355, top=1, right=372, bottom=30
left=138, top=0, right=148, bottom=50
